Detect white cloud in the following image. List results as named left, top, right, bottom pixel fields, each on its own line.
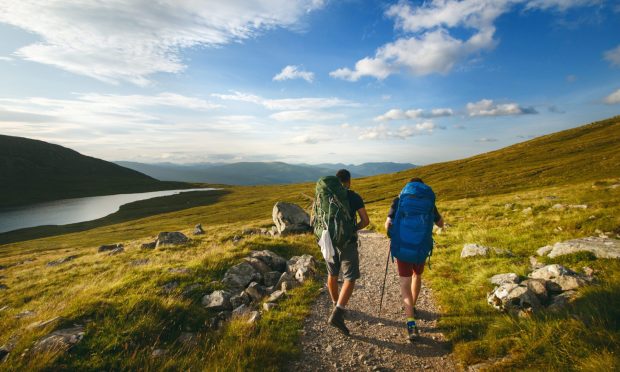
left=466, top=99, right=537, bottom=116
left=374, top=107, right=453, bottom=121
left=331, top=0, right=598, bottom=81
left=358, top=121, right=442, bottom=140
left=0, top=56, right=13, bottom=61
left=604, top=89, right=620, bottom=104
left=212, top=91, right=357, bottom=110
left=270, top=110, right=344, bottom=122
left=0, top=1, right=325, bottom=85
left=290, top=134, right=328, bottom=144
left=604, top=45, right=620, bottom=67
left=273, top=65, right=314, bottom=82
left=476, top=137, right=498, bottom=142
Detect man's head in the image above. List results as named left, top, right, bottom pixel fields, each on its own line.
left=409, top=177, right=424, bottom=184
left=336, top=169, right=351, bottom=189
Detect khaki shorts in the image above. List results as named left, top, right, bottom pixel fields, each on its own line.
left=325, top=238, right=360, bottom=281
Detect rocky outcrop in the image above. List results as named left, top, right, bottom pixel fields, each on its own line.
left=490, top=273, right=519, bottom=286
left=250, top=250, right=287, bottom=272
left=537, top=237, right=620, bottom=259
left=202, top=290, right=232, bottom=310
left=222, top=262, right=262, bottom=291
left=98, top=243, right=123, bottom=253
left=33, top=325, right=85, bottom=353
left=47, top=255, right=78, bottom=267
left=287, top=254, right=318, bottom=283
left=487, top=283, right=541, bottom=313
left=461, top=244, right=489, bottom=258
left=272, top=202, right=311, bottom=234
left=155, top=232, right=190, bottom=248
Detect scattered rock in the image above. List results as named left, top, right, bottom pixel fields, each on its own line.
left=130, top=258, right=150, bottom=266
left=232, top=304, right=251, bottom=317
left=46, top=255, right=78, bottom=267
left=522, top=207, right=532, bottom=214
left=504, top=203, right=515, bottom=210
left=247, top=311, right=261, bottom=324
left=490, top=273, right=519, bottom=285
left=243, top=257, right=273, bottom=275
left=521, top=279, right=548, bottom=303
left=492, top=248, right=514, bottom=257
left=529, top=256, right=544, bottom=270
left=267, top=290, right=286, bottom=303
left=222, top=262, right=262, bottom=291
left=263, top=271, right=282, bottom=287
left=487, top=283, right=541, bottom=312
left=539, top=237, right=620, bottom=259
left=182, top=283, right=202, bottom=297
left=98, top=243, right=123, bottom=253
left=461, top=244, right=489, bottom=258
left=529, top=264, right=587, bottom=292
left=275, top=272, right=298, bottom=292
left=156, top=232, right=190, bottom=247
left=151, top=349, right=167, bottom=358
left=193, top=224, right=205, bottom=235
left=33, top=325, right=85, bottom=353
left=161, top=281, right=179, bottom=294
left=547, top=291, right=577, bottom=311
left=141, top=241, right=157, bottom=249
left=202, top=290, right=232, bottom=310
left=244, top=282, right=267, bottom=302
left=288, top=255, right=318, bottom=283
left=108, top=247, right=124, bottom=255
left=230, top=291, right=252, bottom=308
left=263, top=302, right=277, bottom=311
left=550, top=204, right=565, bottom=211
left=530, top=264, right=576, bottom=280
left=582, top=266, right=594, bottom=277
left=250, top=250, right=287, bottom=272
left=272, top=202, right=311, bottom=234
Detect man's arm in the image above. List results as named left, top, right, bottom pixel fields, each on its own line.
left=356, top=207, right=370, bottom=231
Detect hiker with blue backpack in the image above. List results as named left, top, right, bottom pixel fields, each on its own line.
left=312, top=169, right=369, bottom=336
left=385, top=177, right=444, bottom=342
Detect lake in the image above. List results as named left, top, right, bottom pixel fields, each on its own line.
left=0, top=188, right=217, bottom=234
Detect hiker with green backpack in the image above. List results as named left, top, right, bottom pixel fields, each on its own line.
left=385, top=177, right=444, bottom=342
left=312, top=169, right=369, bottom=336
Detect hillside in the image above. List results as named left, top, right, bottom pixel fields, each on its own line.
left=115, top=161, right=416, bottom=184
left=0, top=117, right=619, bottom=371
left=0, top=135, right=191, bottom=208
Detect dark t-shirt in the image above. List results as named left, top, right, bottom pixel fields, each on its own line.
left=387, top=197, right=441, bottom=223
left=347, top=190, right=365, bottom=220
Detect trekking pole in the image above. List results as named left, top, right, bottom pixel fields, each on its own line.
left=378, top=243, right=390, bottom=317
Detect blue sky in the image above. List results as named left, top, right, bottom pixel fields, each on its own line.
left=0, top=0, right=618, bottom=165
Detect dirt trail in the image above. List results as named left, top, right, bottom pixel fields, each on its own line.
left=292, top=231, right=457, bottom=371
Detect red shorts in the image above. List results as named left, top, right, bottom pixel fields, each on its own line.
left=396, top=259, right=425, bottom=277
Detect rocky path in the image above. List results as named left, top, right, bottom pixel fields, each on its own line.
left=292, top=231, right=457, bottom=372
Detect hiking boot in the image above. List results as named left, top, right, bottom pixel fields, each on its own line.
left=406, top=321, right=419, bottom=343
left=328, top=307, right=350, bottom=336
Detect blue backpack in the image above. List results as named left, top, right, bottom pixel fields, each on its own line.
left=389, top=182, right=436, bottom=264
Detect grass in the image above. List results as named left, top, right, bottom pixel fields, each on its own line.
left=1, top=116, right=619, bottom=370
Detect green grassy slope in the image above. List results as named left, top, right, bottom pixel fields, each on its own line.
left=0, top=116, right=619, bottom=370
left=0, top=135, right=192, bottom=208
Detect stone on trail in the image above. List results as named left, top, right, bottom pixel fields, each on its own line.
left=193, top=224, right=205, bottom=235
left=250, top=250, right=287, bottom=272
left=202, top=290, right=232, bottom=310
left=490, top=273, right=519, bottom=286
left=33, top=325, right=85, bottom=353
left=272, top=202, right=311, bottom=235
left=156, top=232, right=189, bottom=247
left=539, top=237, right=620, bottom=259
left=98, top=243, right=123, bottom=253
left=222, top=262, right=262, bottom=291
left=460, top=244, right=489, bottom=258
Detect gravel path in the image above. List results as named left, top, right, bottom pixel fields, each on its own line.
left=292, top=231, right=457, bottom=372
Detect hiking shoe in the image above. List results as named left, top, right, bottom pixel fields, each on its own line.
left=328, top=307, right=350, bottom=336
left=406, top=321, right=419, bottom=343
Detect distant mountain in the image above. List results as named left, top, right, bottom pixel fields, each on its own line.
left=0, top=135, right=190, bottom=208
left=115, top=161, right=417, bottom=185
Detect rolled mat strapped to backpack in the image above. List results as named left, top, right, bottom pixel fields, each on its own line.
left=389, top=181, right=436, bottom=264
left=312, top=176, right=356, bottom=257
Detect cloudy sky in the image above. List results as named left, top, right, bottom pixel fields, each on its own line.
left=0, top=0, right=618, bottom=165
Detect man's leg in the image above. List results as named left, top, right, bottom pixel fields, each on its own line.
left=327, top=274, right=339, bottom=305
left=337, top=279, right=355, bottom=307
left=399, top=275, right=414, bottom=318
left=411, top=272, right=422, bottom=308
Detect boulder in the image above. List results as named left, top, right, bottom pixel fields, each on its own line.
left=247, top=311, right=261, bottom=324
left=275, top=272, right=298, bottom=292
left=222, top=262, right=261, bottom=291
left=230, top=291, right=251, bottom=309
left=529, top=256, right=544, bottom=270
left=108, top=247, right=124, bottom=256
left=547, top=290, right=577, bottom=311
left=193, top=224, right=205, bottom=235
left=47, top=255, right=78, bottom=267
left=550, top=204, right=565, bottom=211
left=288, top=255, right=317, bottom=276
left=550, top=275, right=587, bottom=291
left=530, top=264, right=577, bottom=280
left=98, top=243, right=123, bottom=252
left=130, top=258, right=150, bottom=266
left=33, top=325, right=85, bottom=353
left=267, top=290, right=286, bottom=303
left=530, top=264, right=587, bottom=292
left=536, top=245, right=553, bottom=256
left=487, top=283, right=541, bottom=312
left=264, top=271, right=282, bottom=287
left=243, top=257, right=273, bottom=275
left=250, top=250, right=287, bottom=272
left=460, top=244, right=489, bottom=258
left=490, top=273, right=519, bottom=286
left=156, top=232, right=189, bottom=247
left=263, top=302, right=277, bottom=311
left=244, top=282, right=266, bottom=302
left=232, top=304, right=251, bottom=317
left=521, top=279, right=548, bottom=303
left=272, top=202, right=311, bottom=234
left=202, top=290, right=232, bottom=310
left=141, top=241, right=157, bottom=249
left=540, top=237, right=620, bottom=259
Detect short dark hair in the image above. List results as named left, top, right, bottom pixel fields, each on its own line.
left=336, top=169, right=351, bottom=183
left=409, top=177, right=424, bottom=183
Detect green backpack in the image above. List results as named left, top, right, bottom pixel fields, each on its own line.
left=312, top=176, right=356, bottom=248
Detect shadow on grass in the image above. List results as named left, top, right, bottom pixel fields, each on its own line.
left=0, top=189, right=230, bottom=245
